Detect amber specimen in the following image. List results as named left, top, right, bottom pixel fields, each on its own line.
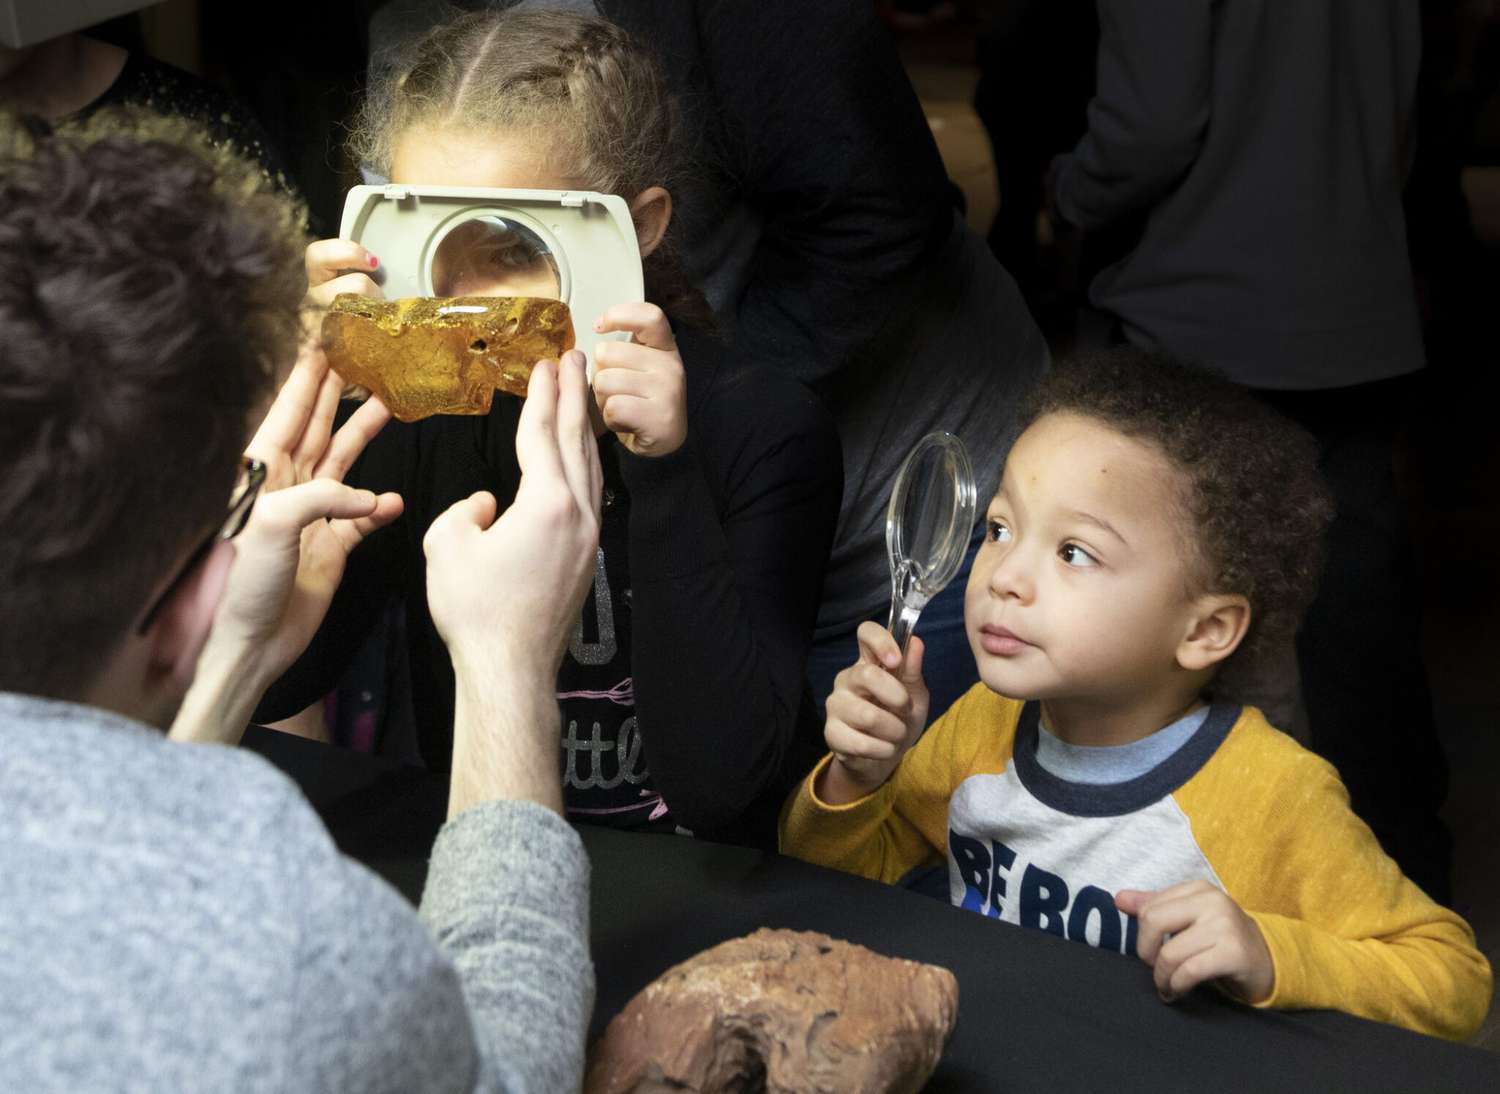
left=321, top=294, right=575, bottom=422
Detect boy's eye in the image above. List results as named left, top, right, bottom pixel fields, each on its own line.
left=1059, top=543, right=1098, bottom=568
left=986, top=519, right=1012, bottom=544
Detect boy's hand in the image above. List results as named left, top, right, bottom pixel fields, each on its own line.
left=820, top=621, right=930, bottom=803
left=1116, top=881, right=1275, bottom=1005
left=591, top=303, right=688, bottom=458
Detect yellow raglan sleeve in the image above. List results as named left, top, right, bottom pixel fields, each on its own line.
left=1182, top=718, right=1492, bottom=1040
left=779, top=685, right=1016, bottom=886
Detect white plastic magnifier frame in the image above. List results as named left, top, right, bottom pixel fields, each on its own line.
left=338, top=183, right=645, bottom=382
left=885, top=431, right=979, bottom=654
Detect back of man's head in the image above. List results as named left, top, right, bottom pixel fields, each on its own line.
left=0, top=109, right=306, bottom=700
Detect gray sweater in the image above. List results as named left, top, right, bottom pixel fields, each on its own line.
left=1055, top=0, right=1424, bottom=390
left=0, top=691, right=592, bottom=1092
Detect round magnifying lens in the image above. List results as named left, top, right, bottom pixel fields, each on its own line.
left=430, top=215, right=562, bottom=299
left=885, top=432, right=978, bottom=652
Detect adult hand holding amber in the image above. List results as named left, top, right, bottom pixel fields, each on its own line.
left=591, top=303, right=688, bottom=458
left=170, top=341, right=401, bottom=744
left=425, top=351, right=602, bottom=817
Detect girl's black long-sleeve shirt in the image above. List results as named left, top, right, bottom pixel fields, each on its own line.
left=259, top=325, right=841, bottom=847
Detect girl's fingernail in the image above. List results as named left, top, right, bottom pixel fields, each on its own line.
left=367, top=254, right=380, bottom=269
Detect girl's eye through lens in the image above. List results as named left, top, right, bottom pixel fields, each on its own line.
left=431, top=216, right=561, bottom=299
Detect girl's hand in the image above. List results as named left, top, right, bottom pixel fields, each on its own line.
left=1115, top=881, right=1275, bottom=1005
left=819, top=621, right=930, bottom=803
left=305, top=238, right=383, bottom=309
left=591, top=303, right=688, bottom=458
left=303, top=239, right=383, bottom=395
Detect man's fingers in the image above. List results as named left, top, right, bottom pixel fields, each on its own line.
left=315, top=397, right=393, bottom=483
left=594, top=302, right=675, bottom=350
left=291, top=367, right=345, bottom=470
left=246, top=480, right=381, bottom=541
left=424, top=491, right=500, bottom=558
left=248, top=352, right=325, bottom=458
left=514, top=360, right=566, bottom=485
left=554, top=350, right=599, bottom=515
left=306, top=239, right=379, bottom=286
left=328, top=492, right=404, bottom=553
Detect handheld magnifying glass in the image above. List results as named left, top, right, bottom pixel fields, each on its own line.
left=885, top=432, right=979, bottom=653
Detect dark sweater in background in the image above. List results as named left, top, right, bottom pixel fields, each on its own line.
left=262, top=326, right=841, bottom=847
left=1054, top=0, right=1424, bottom=390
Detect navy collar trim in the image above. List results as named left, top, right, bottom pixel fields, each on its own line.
left=1011, top=700, right=1241, bottom=817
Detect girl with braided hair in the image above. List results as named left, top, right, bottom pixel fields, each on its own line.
left=264, top=9, right=841, bottom=847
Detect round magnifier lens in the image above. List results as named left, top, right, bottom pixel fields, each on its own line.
left=431, top=216, right=561, bottom=299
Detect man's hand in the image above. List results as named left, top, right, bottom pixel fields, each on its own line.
left=424, top=351, right=602, bottom=817
left=590, top=303, right=688, bottom=458
left=1116, top=881, right=1275, bottom=1005
left=818, top=621, right=930, bottom=804
left=424, top=349, right=602, bottom=676
left=170, top=338, right=402, bottom=744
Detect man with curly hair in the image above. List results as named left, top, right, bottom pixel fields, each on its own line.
left=782, top=349, right=1492, bottom=1041
left=0, top=109, right=600, bottom=1092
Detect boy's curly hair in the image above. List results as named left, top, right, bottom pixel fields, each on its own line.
left=1016, top=348, right=1334, bottom=692
left=0, top=108, right=308, bottom=698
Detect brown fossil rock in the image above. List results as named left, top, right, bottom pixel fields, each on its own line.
left=586, top=928, right=959, bottom=1094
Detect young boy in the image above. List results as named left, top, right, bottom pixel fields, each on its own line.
left=780, top=349, right=1492, bottom=1040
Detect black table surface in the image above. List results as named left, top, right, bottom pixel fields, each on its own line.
left=243, top=726, right=1500, bottom=1092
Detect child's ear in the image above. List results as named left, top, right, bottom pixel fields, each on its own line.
left=629, top=186, right=673, bottom=258
left=1176, top=594, right=1251, bottom=672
